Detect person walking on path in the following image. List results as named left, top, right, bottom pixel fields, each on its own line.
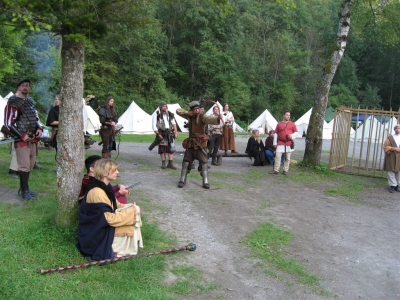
left=383, top=124, right=400, bottom=193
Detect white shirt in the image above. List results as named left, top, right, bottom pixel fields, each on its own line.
left=152, top=109, right=176, bottom=131
left=393, top=133, right=400, bottom=147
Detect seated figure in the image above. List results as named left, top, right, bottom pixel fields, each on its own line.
left=78, top=159, right=142, bottom=260
left=245, top=129, right=266, bottom=166
left=80, top=155, right=130, bottom=204
left=265, top=130, right=284, bottom=165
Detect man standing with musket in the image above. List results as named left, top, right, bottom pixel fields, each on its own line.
left=176, top=101, right=223, bottom=189
left=3, top=78, right=43, bottom=200
left=151, top=101, right=178, bottom=169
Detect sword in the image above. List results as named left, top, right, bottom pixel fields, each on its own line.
left=0, top=138, right=19, bottom=146
left=192, top=139, right=208, bottom=156
left=126, top=181, right=143, bottom=190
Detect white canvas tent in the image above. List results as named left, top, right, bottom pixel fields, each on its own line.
left=151, top=103, right=189, bottom=133
left=3, top=92, right=13, bottom=101
left=247, top=109, right=278, bottom=134
left=0, top=95, right=6, bottom=139
left=205, top=101, right=245, bottom=132
left=350, top=116, right=388, bottom=143
left=295, top=108, right=332, bottom=139
left=328, top=118, right=355, bottom=135
left=118, top=100, right=153, bottom=134
left=82, top=99, right=101, bottom=134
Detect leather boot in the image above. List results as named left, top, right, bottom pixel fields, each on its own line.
left=178, top=161, right=190, bottom=188
left=200, top=164, right=210, bottom=189
left=211, top=156, right=219, bottom=166
left=19, top=171, right=33, bottom=200
left=161, top=160, right=166, bottom=169
left=167, top=160, right=177, bottom=170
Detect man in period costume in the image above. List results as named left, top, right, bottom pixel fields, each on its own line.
left=272, top=110, right=298, bottom=175
left=151, top=101, right=178, bottom=169
left=3, top=78, right=43, bottom=200
left=176, top=101, right=223, bottom=189
left=383, top=124, right=400, bottom=193
left=207, top=105, right=223, bottom=166
left=46, top=94, right=60, bottom=154
left=98, top=96, right=118, bottom=158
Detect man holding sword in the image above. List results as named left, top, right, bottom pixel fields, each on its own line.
left=176, top=101, right=223, bottom=189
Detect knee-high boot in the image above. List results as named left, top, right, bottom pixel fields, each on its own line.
left=18, top=172, right=38, bottom=199
left=178, top=161, right=190, bottom=188
left=200, top=164, right=210, bottom=189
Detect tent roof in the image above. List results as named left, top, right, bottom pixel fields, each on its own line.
left=247, top=109, right=278, bottom=134
left=295, top=108, right=332, bottom=139
left=119, top=101, right=153, bottom=134
left=351, top=114, right=369, bottom=123
left=350, top=116, right=388, bottom=143
left=151, top=103, right=189, bottom=133
left=3, top=92, right=13, bottom=101
left=82, top=99, right=101, bottom=134
left=325, top=106, right=335, bottom=122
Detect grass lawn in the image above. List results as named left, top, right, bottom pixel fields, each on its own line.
left=0, top=138, right=204, bottom=300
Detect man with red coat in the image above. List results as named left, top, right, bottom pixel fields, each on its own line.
left=272, top=110, right=298, bottom=175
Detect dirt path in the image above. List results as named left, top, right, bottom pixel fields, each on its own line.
left=2, top=137, right=399, bottom=299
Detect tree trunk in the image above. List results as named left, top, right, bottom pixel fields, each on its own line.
left=303, top=0, right=352, bottom=166
left=56, top=37, right=85, bottom=227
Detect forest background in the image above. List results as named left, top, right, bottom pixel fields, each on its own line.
left=0, top=0, right=398, bottom=129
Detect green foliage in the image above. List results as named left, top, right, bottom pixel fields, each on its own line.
left=1, top=0, right=400, bottom=118
left=328, top=84, right=359, bottom=108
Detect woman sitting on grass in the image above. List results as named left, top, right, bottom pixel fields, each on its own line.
left=78, top=159, right=142, bottom=261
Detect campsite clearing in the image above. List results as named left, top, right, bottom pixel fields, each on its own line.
left=1, top=137, right=399, bottom=299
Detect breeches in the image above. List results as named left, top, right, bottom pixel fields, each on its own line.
left=16, top=143, right=37, bottom=172
left=208, top=134, right=221, bottom=156
left=101, top=129, right=115, bottom=153
left=183, top=148, right=208, bottom=165
left=387, top=171, right=400, bottom=186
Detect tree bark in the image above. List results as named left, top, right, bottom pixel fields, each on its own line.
left=56, top=37, right=85, bottom=227
left=303, top=0, right=352, bottom=166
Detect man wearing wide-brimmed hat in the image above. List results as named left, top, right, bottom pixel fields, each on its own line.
left=176, top=100, right=223, bottom=189
left=383, top=124, right=400, bottom=193
left=3, top=78, right=43, bottom=200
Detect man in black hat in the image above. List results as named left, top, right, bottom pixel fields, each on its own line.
left=3, top=78, right=43, bottom=200
left=176, top=101, right=223, bottom=189
left=151, top=101, right=178, bottom=169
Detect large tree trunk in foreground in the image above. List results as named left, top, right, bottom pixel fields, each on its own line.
left=303, top=0, right=352, bottom=167
left=56, top=38, right=85, bottom=227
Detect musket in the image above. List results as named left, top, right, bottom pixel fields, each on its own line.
left=40, top=243, right=196, bottom=275
left=192, top=139, right=208, bottom=156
